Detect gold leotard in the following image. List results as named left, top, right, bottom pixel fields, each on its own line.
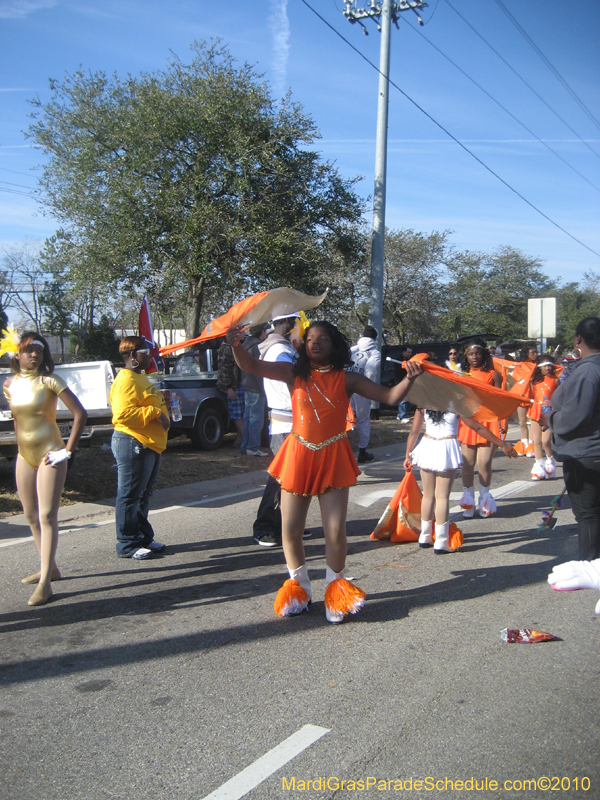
left=3, top=370, right=68, bottom=469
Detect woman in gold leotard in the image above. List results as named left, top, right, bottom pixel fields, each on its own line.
left=2, top=332, right=87, bottom=606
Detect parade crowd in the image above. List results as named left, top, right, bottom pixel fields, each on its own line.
left=3, top=314, right=599, bottom=619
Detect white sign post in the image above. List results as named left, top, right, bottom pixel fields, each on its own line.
left=528, top=298, right=556, bottom=353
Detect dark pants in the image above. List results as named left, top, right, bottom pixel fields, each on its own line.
left=112, top=432, right=162, bottom=557
left=562, top=457, right=600, bottom=560
left=253, top=432, right=287, bottom=540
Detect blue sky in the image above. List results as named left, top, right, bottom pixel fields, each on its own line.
left=1, top=0, right=599, bottom=285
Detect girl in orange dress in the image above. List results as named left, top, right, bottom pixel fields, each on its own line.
left=227, top=321, right=422, bottom=624
left=457, top=339, right=503, bottom=518
left=528, top=357, right=560, bottom=481
left=513, top=343, right=539, bottom=455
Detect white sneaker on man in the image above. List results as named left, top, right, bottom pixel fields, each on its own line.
left=131, top=547, right=152, bottom=560
left=246, top=449, right=269, bottom=457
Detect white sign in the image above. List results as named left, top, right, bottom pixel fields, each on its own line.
left=528, top=298, right=556, bottom=339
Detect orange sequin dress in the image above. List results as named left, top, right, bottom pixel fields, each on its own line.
left=458, top=368, right=501, bottom=446
left=268, top=367, right=360, bottom=496
left=527, top=376, right=558, bottom=421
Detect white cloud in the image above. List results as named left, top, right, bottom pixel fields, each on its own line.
left=0, top=0, right=57, bottom=19
left=268, top=0, right=290, bottom=100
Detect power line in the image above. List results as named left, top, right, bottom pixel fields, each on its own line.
left=492, top=0, right=600, bottom=131
left=298, top=0, right=600, bottom=260
left=0, top=179, right=39, bottom=192
left=0, top=165, right=40, bottom=178
left=0, top=186, right=38, bottom=198
left=444, top=0, right=600, bottom=161
left=399, top=16, right=600, bottom=193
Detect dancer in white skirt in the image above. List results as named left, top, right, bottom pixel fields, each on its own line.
left=404, top=410, right=518, bottom=553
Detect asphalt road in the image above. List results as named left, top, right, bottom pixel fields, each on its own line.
left=1, top=426, right=598, bottom=800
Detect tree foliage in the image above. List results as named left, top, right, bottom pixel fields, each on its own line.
left=28, top=41, right=364, bottom=337
left=440, top=246, right=557, bottom=342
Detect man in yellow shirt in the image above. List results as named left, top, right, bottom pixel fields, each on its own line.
left=110, top=336, right=170, bottom=559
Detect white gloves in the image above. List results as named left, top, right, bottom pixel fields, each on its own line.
left=47, top=448, right=71, bottom=466
left=548, top=559, right=600, bottom=615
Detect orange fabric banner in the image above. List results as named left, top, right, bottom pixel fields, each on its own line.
left=397, top=353, right=528, bottom=422
left=371, top=469, right=421, bottom=542
left=159, top=287, right=327, bottom=356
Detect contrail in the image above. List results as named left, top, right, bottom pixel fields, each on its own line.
left=269, top=0, right=290, bottom=101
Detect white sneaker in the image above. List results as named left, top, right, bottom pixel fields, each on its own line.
left=131, top=547, right=152, bottom=560
left=531, top=460, right=547, bottom=481
left=545, top=457, right=556, bottom=478
left=459, top=488, right=475, bottom=519
left=246, top=449, right=269, bottom=457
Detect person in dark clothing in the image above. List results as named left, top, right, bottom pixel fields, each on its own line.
left=543, top=317, right=600, bottom=560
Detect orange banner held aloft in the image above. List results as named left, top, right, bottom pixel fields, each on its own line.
left=390, top=353, right=528, bottom=422
left=159, top=288, right=327, bottom=356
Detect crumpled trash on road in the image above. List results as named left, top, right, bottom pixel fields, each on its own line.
left=501, top=628, right=558, bottom=643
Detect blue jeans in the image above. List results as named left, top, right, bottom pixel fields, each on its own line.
left=112, top=432, right=162, bottom=557
left=240, top=390, right=266, bottom=452
left=253, top=432, right=288, bottom=539
left=397, top=400, right=415, bottom=420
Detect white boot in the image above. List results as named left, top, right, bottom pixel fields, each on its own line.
left=288, top=563, right=312, bottom=603
left=531, top=459, right=547, bottom=481
left=459, top=487, right=475, bottom=519
left=478, top=488, right=497, bottom=517
left=419, top=519, right=434, bottom=548
left=324, top=565, right=366, bottom=624
left=545, top=456, right=556, bottom=478
left=273, top=563, right=312, bottom=617
left=434, top=521, right=451, bottom=554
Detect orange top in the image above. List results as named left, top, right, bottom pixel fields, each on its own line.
left=527, top=376, right=559, bottom=421
left=269, top=367, right=360, bottom=496
left=458, top=368, right=500, bottom=446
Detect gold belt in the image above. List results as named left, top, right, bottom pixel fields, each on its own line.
left=292, top=430, right=347, bottom=451
left=424, top=434, right=457, bottom=441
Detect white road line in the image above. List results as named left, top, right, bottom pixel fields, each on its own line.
left=200, top=724, right=330, bottom=800
left=0, top=486, right=266, bottom=549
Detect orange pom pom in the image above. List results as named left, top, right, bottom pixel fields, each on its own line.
left=448, top=522, right=464, bottom=550
left=324, top=578, right=366, bottom=618
left=273, top=579, right=309, bottom=617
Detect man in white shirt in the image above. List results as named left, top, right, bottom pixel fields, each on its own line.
left=252, top=314, right=300, bottom=547
left=348, top=326, right=381, bottom=464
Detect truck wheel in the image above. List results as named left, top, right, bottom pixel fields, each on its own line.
left=190, top=407, right=224, bottom=450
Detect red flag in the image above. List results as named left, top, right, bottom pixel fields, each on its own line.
left=138, top=295, right=164, bottom=374
left=159, top=287, right=327, bottom=356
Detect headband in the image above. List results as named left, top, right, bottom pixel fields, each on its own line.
left=25, top=340, right=45, bottom=349
left=537, top=361, right=554, bottom=368
left=465, top=344, right=484, bottom=353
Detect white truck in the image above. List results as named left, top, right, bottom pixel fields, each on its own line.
left=0, top=360, right=116, bottom=459
left=0, top=348, right=231, bottom=458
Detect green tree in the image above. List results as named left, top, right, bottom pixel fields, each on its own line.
left=441, top=246, right=556, bottom=342
left=40, top=278, right=71, bottom=362
left=555, top=272, right=600, bottom=347
left=28, top=41, right=363, bottom=336
left=78, top=314, right=121, bottom=362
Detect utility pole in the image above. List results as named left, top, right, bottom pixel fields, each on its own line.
left=343, top=0, right=426, bottom=364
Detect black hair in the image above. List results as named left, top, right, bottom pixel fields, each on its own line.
left=11, top=331, right=54, bottom=375
left=532, top=355, right=556, bottom=384
left=425, top=409, right=447, bottom=424
left=362, top=325, right=378, bottom=340
left=292, top=321, right=352, bottom=380
left=575, top=317, right=600, bottom=350
left=519, top=342, right=538, bottom=362
left=460, top=337, right=493, bottom=373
